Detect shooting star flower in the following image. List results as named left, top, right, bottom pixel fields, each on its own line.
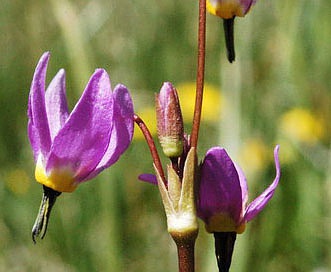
left=197, top=145, right=280, bottom=271
left=28, top=52, right=134, bottom=242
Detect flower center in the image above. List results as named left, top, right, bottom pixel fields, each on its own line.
left=205, top=212, right=246, bottom=234
left=207, top=0, right=246, bottom=19
left=35, top=158, right=77, bottom=193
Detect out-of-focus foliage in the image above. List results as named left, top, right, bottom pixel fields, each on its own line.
left=0, top=0, right=330, bottom=271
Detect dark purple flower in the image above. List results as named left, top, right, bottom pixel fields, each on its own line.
left=28, top=52, right=134, bottom=193
left=197, top=145, right=280, bottom=271
left=197, top=145, right=280, bottom=233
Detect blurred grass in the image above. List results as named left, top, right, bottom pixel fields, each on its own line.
left=0, top=0, right=330, bottom=271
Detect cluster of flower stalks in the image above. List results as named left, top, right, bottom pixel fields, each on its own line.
left=28, top=1, right=281, bottom=272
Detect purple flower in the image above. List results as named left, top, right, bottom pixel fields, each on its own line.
left=197, top=145, right=280, bottom=233
left=207, top=0, right=257, bottom=19
left=28, top=52, right=134, bottom=193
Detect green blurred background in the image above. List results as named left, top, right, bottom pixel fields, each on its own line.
left=0, top=0, right=330, bottom=271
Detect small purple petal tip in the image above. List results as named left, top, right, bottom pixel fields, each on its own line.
left=138, top=173, right=158, bottom=185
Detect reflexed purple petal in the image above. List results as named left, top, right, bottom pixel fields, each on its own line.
left=138, top=173, right=158, bottom=185
left=242, top=0, right=256, bottom=14
left=244, top=145, right=281, bottom=222
left=45, top=69, right=69, bottom=140
left=28, top=52, right=52, bottom=159
left=197, top=147, right=243, bottom=223
left=46, top=69, right=114, bottom=181
left=85, top=84, right=134, bottom=180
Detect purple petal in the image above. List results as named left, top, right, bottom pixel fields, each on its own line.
left=234, top=162, right=248, bottom=216
left=27, top=93, right=40, bottom=162
left=45, top=69, right=69, bottom=140
left=138, top=173, right=158, bottom=185
left=242, top=0, right=256, bottom=15
left=27, top=120, right=39, bottom=162
left=244, top=145, right=281, bottom=222
left=85, top=84, right=134, bottom=180
left=197, top=147, right=243, bottom=224
left=46, top=69, right=114, bottom=181
left=28, top=52, right=52, bottom=160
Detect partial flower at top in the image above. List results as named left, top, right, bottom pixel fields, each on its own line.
left=206, top=0, right=257, bottom=62
left=28, top=52, right=134, bottom=193
left=207, top=0, right=256, bottom=19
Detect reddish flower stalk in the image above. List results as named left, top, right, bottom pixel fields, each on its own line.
left=175, top=0, right=206, bottom=271
left=190, top=0, right=206, bottom=149
left=133, top=114, right=167, bottom=186
left=137, top=2, right=206, bottom=271
left=173, top=231, right=198, bottom=272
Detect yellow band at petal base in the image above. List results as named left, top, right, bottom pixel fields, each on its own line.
left=207, top=0, right=246, bottom=19
left=35, top=159, right=78, bottom=193
left=205, top=213, right=246, bottom=234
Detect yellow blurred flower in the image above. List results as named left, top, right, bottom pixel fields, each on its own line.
left=134, top=107, right=157, bottom=140
left=176, top=82, right=222, bottom=124
left=280, top=108, right=325, bottom=144
left=238, top=138, right=269, bottom=175
left=134, top=82, right=222, bottom=140
left=5, top=169, right=31, bottom=195
left=275, top=138, right=298, bottom=165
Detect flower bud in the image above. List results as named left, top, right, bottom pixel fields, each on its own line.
left=156, top=82, right=184, bottom=158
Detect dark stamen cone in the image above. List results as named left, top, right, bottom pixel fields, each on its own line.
left=32, top=186, right=61, bottom=243
left=214, top=232, right=237, bottom=272
left=223, top=17, right=236, bottom=63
